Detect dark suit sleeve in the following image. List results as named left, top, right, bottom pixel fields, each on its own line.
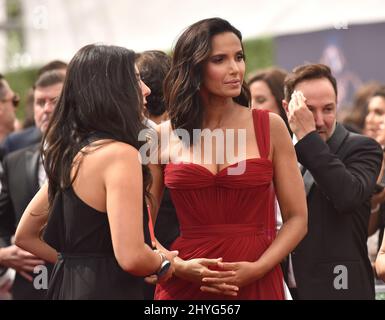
left=0, top=136, right=11, bottom=156
left=0, top=158, right=16, bottom=241
left=295, top=131, right=383, bottom=214
left=0, top=158, right=16, bottom=276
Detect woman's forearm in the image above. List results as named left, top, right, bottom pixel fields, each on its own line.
left=116, top=242, right=162, bottom=277
left=15, top=238, right=58, bottom=264
left=252, top=215, right=307, bottom=278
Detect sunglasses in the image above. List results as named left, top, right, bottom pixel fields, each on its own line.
left=1, top=94, right=20, bottom=107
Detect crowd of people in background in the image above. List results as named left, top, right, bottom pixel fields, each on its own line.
left=0, top=17, right=385, bottom=300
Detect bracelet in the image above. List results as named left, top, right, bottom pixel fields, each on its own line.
left=155, top=251, right=171, bottom=278
left=153, top=250, right=165, bottom=272
left=157, top=252, right=166, bottom=267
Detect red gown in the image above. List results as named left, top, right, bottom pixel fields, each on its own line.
left=155, top=109, right=284, bottom=300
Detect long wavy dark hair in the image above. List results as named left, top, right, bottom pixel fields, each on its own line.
left=43, top=44, right=151, bottom=206
left=165, top=17, right=250, bottom=143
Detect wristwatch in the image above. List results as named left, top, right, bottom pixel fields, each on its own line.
left=156, top=252, right=171, bottom=278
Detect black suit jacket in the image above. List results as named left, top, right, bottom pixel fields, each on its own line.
left=0, top=143, right=46, bottom=299
left=292, top=123, right=383, bottom=300
left=0, top=127, right=42, bottom=160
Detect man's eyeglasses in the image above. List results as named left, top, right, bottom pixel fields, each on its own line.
left=1, top=94, right=20, bottom=107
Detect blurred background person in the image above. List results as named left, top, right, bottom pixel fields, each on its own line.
left=136, top=50, right=179, bottom=251
left=0, top=74, right=19, bottom=145
left=21, top=89, right=36, bottom=130
left=36, top=60, right=67, bottom=77
left=0, top=61, right=67, bottom=157
left=136, top=51, right=171, bottom=125
left=0, top=70, right=65, bottom=299
left=136, top=50, right=179, bottom=299
left=341, top=81, right=382, bottom=133
left=19, top=61, right=67, bottom=132
left=364, top=86, right=385, bottom=144
left=248, top=67, right=291, bottom=135
left=364, top=86, right=385, bottom=281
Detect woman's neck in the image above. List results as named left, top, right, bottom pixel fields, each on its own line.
left=201, top=95, right=237, bottom=129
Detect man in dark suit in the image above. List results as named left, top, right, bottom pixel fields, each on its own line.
left=0, top=74, right=20, bottom=163
left=1, top=126, right=42, bottom=157
left=283, top=64, right=383, bottom=299
left=0, top=61, right=67, bottom=159
left=0, top=70, right=64, bottom=299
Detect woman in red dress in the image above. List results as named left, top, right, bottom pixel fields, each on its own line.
left=150, top=18, right=307, bottom=300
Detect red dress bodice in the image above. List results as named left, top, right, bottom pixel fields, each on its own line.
left=155, top=109, right=284, bottom=300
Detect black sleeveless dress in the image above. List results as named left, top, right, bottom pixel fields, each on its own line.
left=43, top=135, right=151, bottom=299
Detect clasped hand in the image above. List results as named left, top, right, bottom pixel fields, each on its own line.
left=200, top=261, right=262, bottom=296
left=144, top=254, right=264, bottom=297
left=175, top=257, right=239, bottom=296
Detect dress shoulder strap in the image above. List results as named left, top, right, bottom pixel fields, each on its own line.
left=252, top=109, right=270, bottom=159
left=79, top=131, right=116, bottom=150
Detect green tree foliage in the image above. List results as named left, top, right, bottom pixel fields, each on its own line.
left=243, top=36, right=275, bottom=77
left=5, top=67, right=38, bottom=120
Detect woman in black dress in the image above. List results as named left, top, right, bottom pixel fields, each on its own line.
left=14, top=44, right=177, bottom=299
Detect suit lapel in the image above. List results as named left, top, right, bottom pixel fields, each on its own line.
left=303, top=169, right=314, bottom=195
left=326, top=122, right=349, bottom=155
left=302, top=123, right=348, bottom=195
left=25, top=145, right=41, bottom=194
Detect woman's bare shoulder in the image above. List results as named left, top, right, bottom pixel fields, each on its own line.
left=81, top=140, right=140, bottom=165
left=267, top=112, right=293, bottom=150
left=268, top=112, right=287, bottom=132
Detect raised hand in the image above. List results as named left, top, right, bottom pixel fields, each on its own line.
left=288, top=90, right=316, bottom=140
